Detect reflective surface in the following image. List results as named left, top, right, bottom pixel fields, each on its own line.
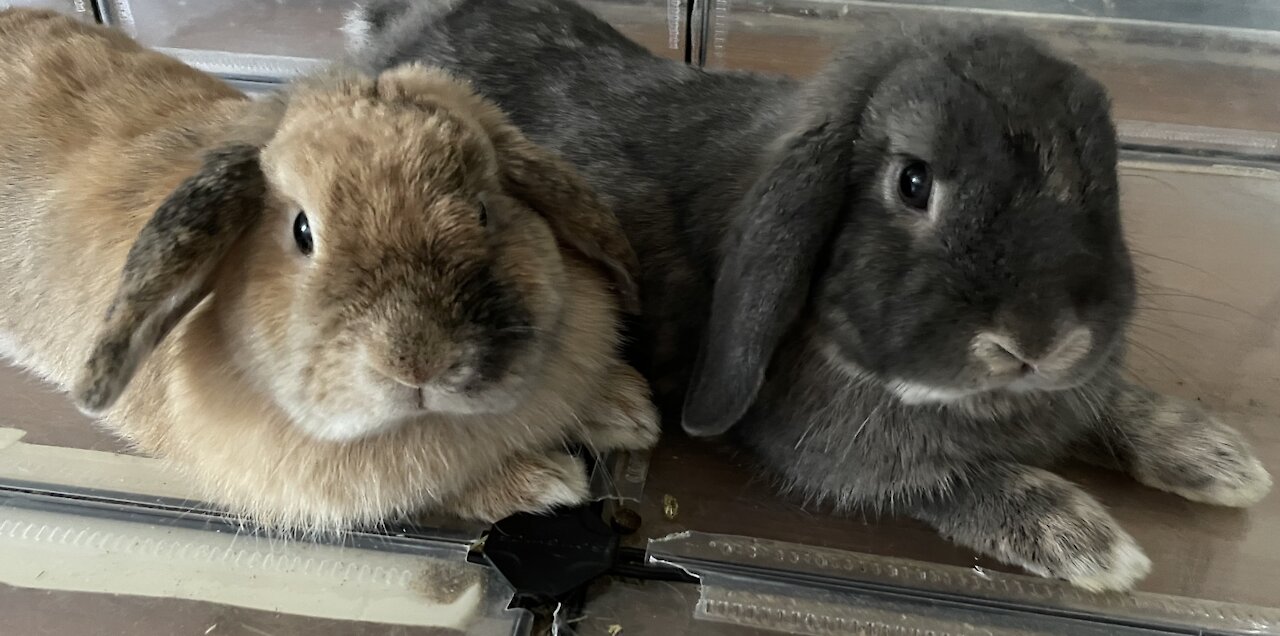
left=0, top=493, right=530, bottom=635
left=696, top=0, right=1280, bottom=136
left=0, top=0, right=91, bottom=19
left=102, top=0, right=683, bottom=78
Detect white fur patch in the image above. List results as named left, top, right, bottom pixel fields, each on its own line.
left=341, top=6, right=373, bottom=53
left=0, top=331, right=21, bottom=361
left=530, top=453, right=590, bottom=509
left=890, top=380, right=975, bottom=405
left=1167, top=456, right=1274, bottom=508
left=1062, top=531, right=1152, bottom=593
left=297, top=408, right=404, bottom=442
left=419, top=385, right=521, bottom=415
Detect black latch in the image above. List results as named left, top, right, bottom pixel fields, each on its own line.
left=480, top=502, right=619, bottom=604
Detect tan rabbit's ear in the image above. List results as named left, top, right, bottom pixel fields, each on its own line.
left=374, top=64, right=641, bottom=312
left=488, top=124, right=642, bottom=313
left=73, top=145, right=266, bottom=415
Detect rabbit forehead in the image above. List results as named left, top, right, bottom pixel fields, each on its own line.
left=868, top=65, right=1092, bottom=205
left=261, top=101, right=496, bottom=216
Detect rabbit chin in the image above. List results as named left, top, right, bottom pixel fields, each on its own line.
left=285, top=383, right=530, bottom=442
left=818, top=340, right=1086, bottom=408
left=416, top=383, right=527, bottom=415
left=888, top=382, right=986, bottom=405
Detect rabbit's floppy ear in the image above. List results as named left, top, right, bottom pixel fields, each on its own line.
left=73, top=145, right=266, bottom=415
left=681, top=42, right=915, bottom=438
left=373, top=64, right=642, bottom=313
left=488, top=124, right=642, bottom=313
left=343, top=0, right=417, bottom=53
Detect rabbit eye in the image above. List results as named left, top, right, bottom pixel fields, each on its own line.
left=477, top=201, right=488, bottom=226
left=293, top=211, right=314, bottom=256
left=898, top=161, right=933, bottom=210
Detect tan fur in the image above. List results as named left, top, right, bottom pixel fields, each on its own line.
left=0, top=9, right=658, bottom=532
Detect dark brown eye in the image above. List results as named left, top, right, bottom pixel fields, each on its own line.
left=477, top=201, right=488, bottom=226
left=898, top=160, right=933, bottom=210
left=293, top=211, right=313, bottom=255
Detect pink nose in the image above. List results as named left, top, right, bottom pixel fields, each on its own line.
left=972, top=326, right=1094, bottom=377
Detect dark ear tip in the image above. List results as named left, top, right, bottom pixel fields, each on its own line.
left=71, top=384, right=115, bottom=418
left=71, top=354, right=123, bottom=417
left=680, top=390, right=741, bottom=437
left=680, top=414, right=736, bottom=438
left=618, top=279, right=642, bottom=315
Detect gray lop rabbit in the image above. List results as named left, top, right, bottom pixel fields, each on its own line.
left=345, top=0, right=1272, bottom=590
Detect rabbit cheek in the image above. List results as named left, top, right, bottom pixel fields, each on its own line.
left=280, top=323, right=409, bottom=441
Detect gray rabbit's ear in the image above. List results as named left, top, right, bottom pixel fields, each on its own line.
left=343, top=0, right=417, bottom=53
left=73, top=145, right=265, bottom=416
left=680, top=121, right=853, bottom=437
left=681, top=43, right=913, bottom=438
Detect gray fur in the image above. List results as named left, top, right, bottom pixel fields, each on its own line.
left=347, top=0, right=1271, bottom=589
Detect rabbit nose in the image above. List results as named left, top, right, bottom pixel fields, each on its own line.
left=376, top=352, right=459, bottom=389
left=972, top=333, right=1036, bottom=375
left=972, top=325, right=1094, bottom=377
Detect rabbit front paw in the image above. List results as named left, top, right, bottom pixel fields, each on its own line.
left=1103, top=388, right=1272, bottom=507
left=445, top=451, right=590, bottom=522
left=578, top=363, right=661, bottom=452
left=1131, top=408, right=1272, bottom=507
left=1013, top=502, right=1152, bottom=592
left=917, top=464, right=1151, bottom=592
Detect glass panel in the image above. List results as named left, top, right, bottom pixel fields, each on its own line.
left=104, top=0, right=684, bottom=80
left=0, top=492, right=531, bottom=634
left=645, top=532, right=1280, bottom=634
left=695, top=0, right=1280, bottom=140
left=0, top=0, right=92, bottom=19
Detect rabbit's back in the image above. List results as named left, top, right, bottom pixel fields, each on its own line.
left=0, top=10, right=240, bottom=164
left=359, top=0, right=778, bottom=218
left=0, top=9, right=245, bottom=383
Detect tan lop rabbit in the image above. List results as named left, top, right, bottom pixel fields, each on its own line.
left=0, top=9, right=658, bottom=532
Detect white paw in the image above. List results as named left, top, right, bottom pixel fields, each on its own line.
left=1059, top=530, right=1153, bottom=592
left=1130, top=409, right=1274, bottom=508
left=592, top=399, right=660, bottom=451
left=525, top=452, right=591, bottom=511
left=975, top=471, right=1153, bottom=593
left=1166, top=455, right=1272, bottom=508
left=581, top=367, right=661, bottom=452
